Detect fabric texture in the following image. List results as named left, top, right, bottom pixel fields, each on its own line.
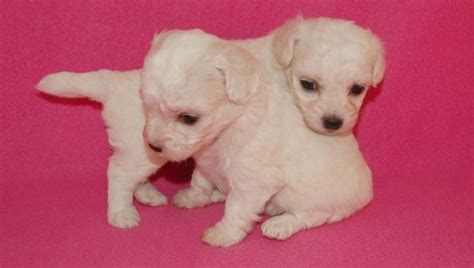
left=1, top=0, right=473, bottom=266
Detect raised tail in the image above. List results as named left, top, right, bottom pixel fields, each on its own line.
left=37, top=69, right=141, bottom=103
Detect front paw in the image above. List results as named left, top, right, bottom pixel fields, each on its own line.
left=108, top=206, right=140, bottom=228
left=202, top=222, right=247, bottom=247
left=172, top=188, right=210, bottom=209
left=134, top=183, right=168, bottom=206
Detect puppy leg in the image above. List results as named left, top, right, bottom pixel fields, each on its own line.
left=202, top=183, right=279, bottom=247
left=92, top=71, right=168, bottom=226
left=134, top=181, right=167, bottom=206
left=173, top=169, right=225, bottom=209
left=261, top=210, right=331, bottom=240
left=107, top=152, right=161, bottom=228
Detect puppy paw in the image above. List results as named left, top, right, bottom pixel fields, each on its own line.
left=261, top=214, right=303, bottom=240
left=108, top=207, right=140, bottom=228
left=172, top=188, right=210, bottom=209
left=134, top=183, right=168, bottom=206
left=210, top=190, right=226, bottom=203
left=202, top=223, right=247, bottom=248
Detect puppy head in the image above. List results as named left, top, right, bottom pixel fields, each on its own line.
left=273, top=17, right=385, bottom=135
left=141, top=30, right=260, bottom=161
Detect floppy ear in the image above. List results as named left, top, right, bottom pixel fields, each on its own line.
left=273, top=16, right=303, bottom=68
left=370, top=35, right=386, bottom=86
left=214, top=44, right=260, bottom=104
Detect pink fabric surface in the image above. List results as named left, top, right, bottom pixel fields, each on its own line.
left=1, top=0, right=473, bottom=267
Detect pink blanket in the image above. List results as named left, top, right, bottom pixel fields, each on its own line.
left=1, top=0, right=472, bottom=266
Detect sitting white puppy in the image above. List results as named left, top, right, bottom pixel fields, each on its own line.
left=169, top=18, right=384, bottom=246
left=141, top=29, right=372, bottom=247
left=37, top=70, right=168, bottom=228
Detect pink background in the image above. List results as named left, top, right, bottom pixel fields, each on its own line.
left=1, top=0, right=473, bottom=267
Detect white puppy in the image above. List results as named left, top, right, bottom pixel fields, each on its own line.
left=37, top=70, right=168, bottom=228
left=141, top=29, right=372, bottom=247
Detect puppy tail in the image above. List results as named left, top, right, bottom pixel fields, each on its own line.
left=37, top=69, right=140, bottom=103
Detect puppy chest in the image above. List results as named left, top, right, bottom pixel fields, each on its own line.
left=196, top=155, right=231, bottom=194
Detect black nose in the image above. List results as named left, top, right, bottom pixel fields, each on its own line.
left=322, top=116, right=343, bottom=131
left=148, top=142, right=162, bottom=153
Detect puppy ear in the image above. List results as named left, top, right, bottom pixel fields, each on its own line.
left=214, top=44, right=260, bottom=104
left=273, top=16, right=303, bottom=68
left=370, top=35, right=386, bottom=86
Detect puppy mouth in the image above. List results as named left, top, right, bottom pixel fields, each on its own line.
left=159, top=151, right=190, bottom=162
left=321, top=125, right=354, bottom=136
left=307, top=121, right=351, bottom=136
left=324, top=129, right=347, bottom=136
left=159, top=145, right=198, bottom=162
left=315, top=127, right=340, bottom=136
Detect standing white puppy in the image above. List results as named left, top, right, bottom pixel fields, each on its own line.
left=141, top=29, right=372, bottom=247
left=37, top=70, right=168, bottom=228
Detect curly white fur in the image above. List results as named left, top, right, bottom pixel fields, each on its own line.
left=36, top=17, right=383, bottom=236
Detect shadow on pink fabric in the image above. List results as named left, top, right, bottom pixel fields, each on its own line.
left=1, top=0, right=473, bottom=267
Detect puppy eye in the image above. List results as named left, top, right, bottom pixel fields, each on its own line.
left=300, top=79, right=319, bottom=92
left=177, top=113, right=199, bottom=125
left=349, top=84, right=365, bottom=96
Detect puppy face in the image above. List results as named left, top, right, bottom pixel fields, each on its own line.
left=141, top=30, right=260, bottom=162
left=274, top=17, right=385, bottom=135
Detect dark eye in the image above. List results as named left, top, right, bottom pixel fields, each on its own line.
left=300, top=79, right=319, bottom=92
left=349, top=84, right=365, bottom=96
left=177, top=113, right=199, bottom=125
